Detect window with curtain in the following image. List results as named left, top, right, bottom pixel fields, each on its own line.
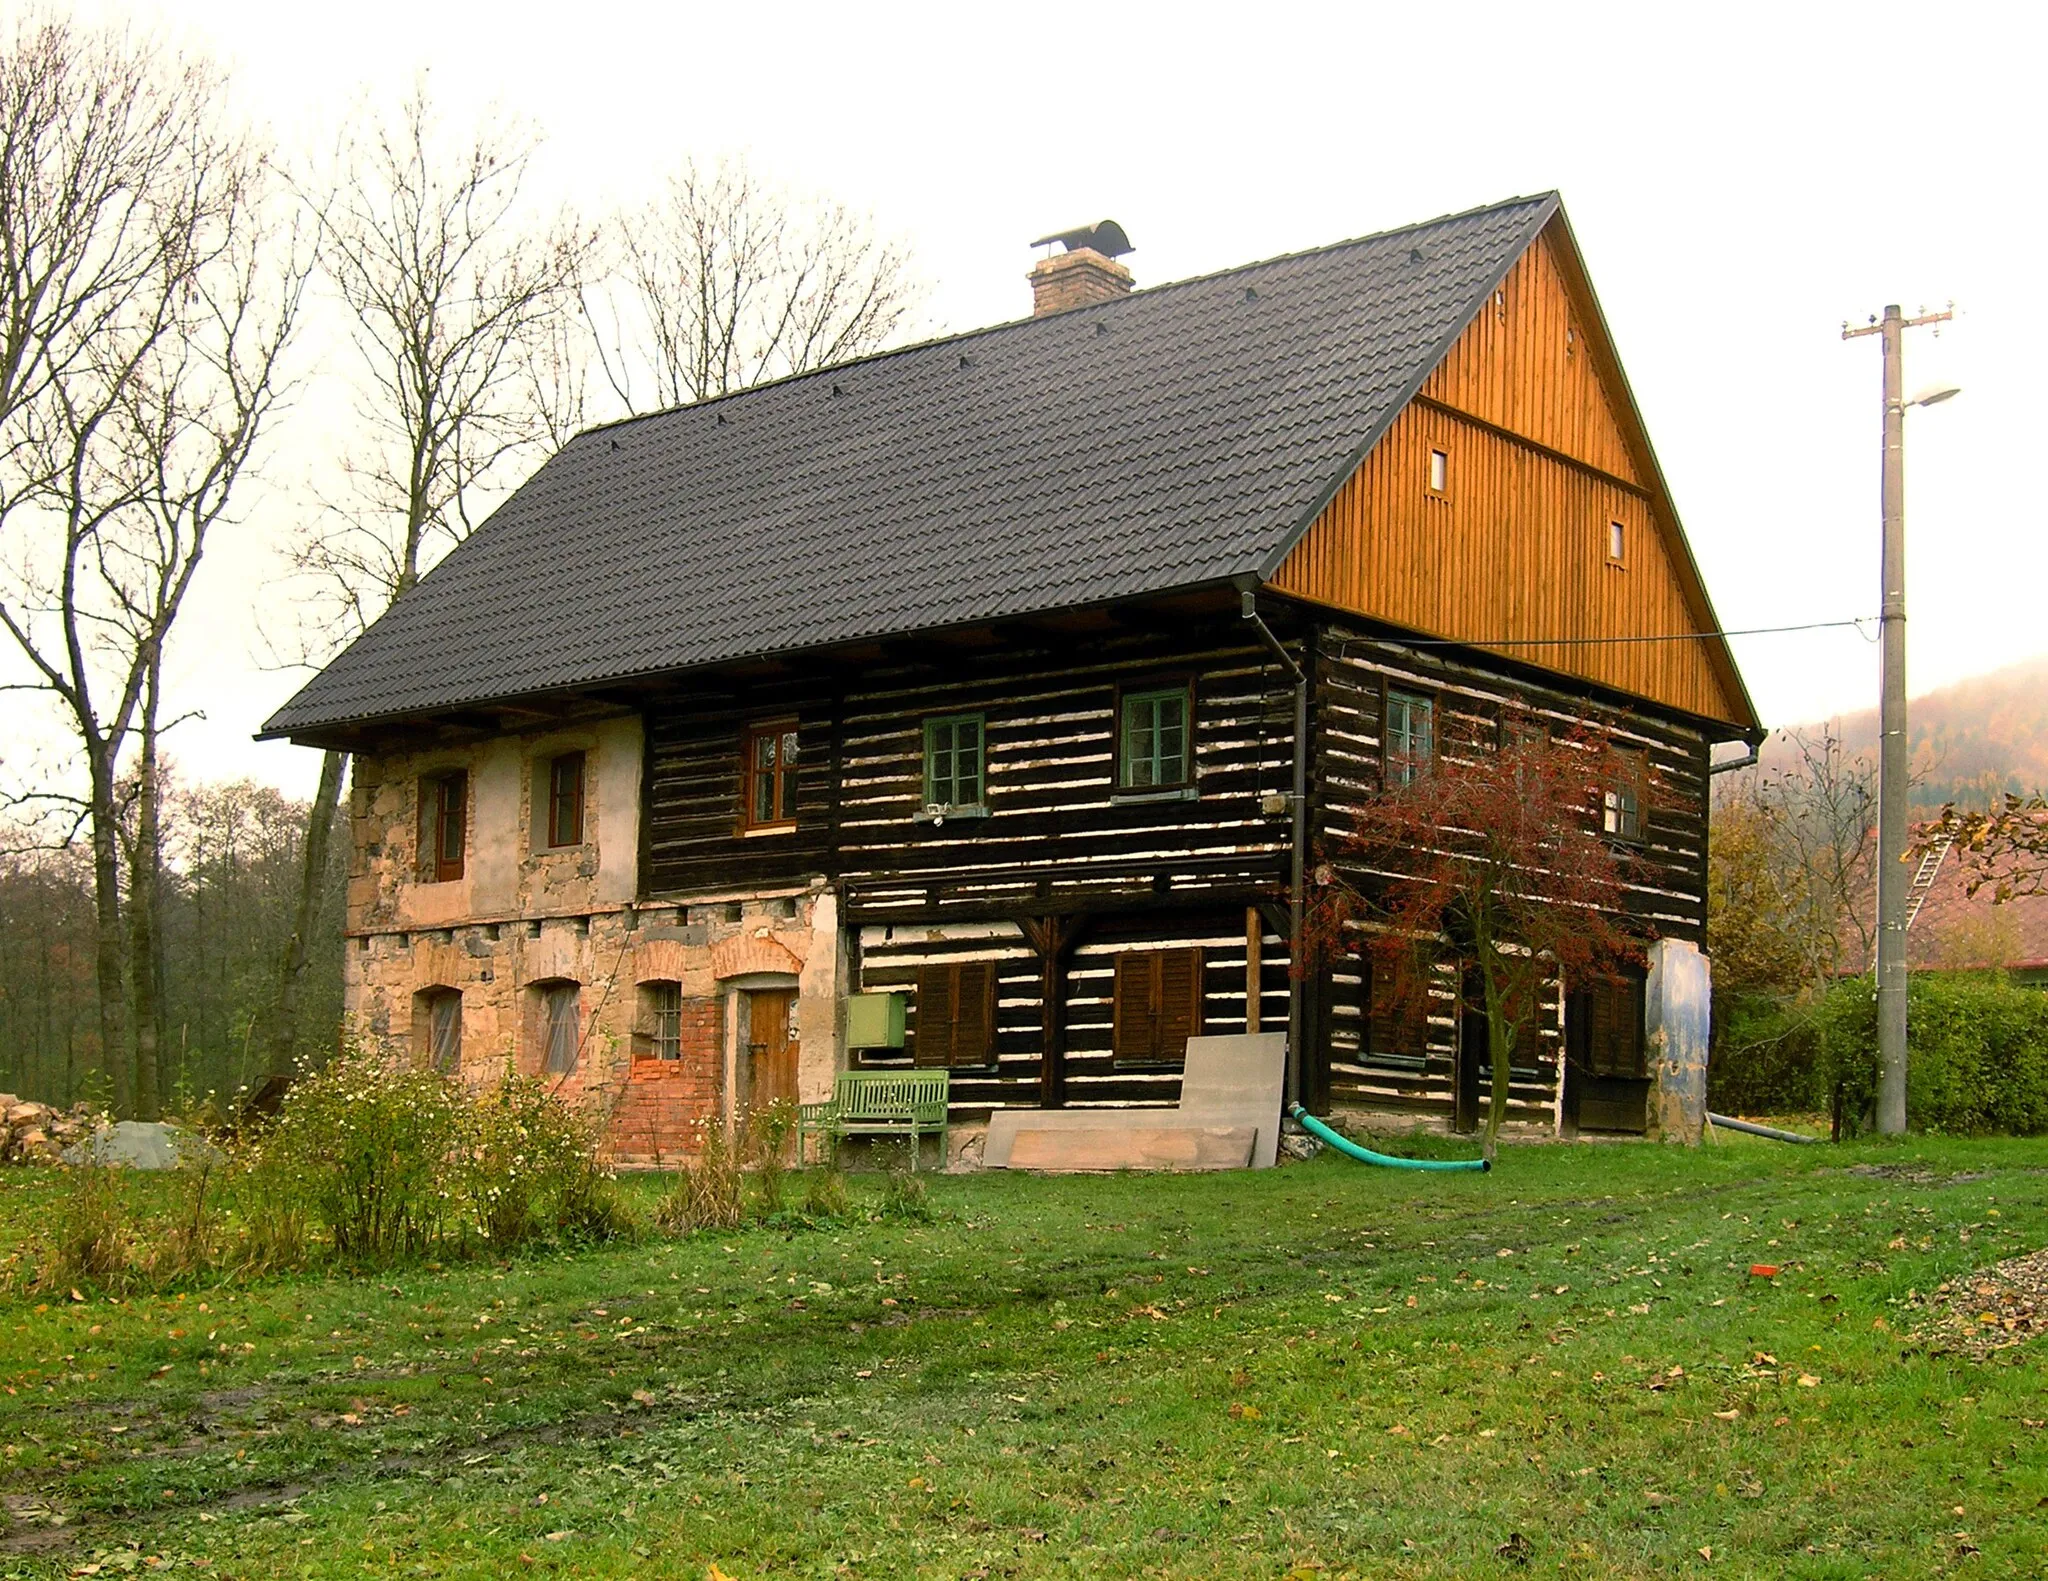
left=540, top=982, right=581, bottom=1074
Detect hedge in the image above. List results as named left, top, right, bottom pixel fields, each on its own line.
left=1708, top=975, right=2048, bottom=1136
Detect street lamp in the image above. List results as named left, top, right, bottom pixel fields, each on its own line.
left=1843, top=305, right=1958, bottom=1136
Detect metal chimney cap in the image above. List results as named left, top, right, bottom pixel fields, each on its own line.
left=1029, top=220, right=1134, bottom=258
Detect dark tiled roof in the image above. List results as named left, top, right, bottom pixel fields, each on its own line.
left=263, top=195, right=1559, bottom=738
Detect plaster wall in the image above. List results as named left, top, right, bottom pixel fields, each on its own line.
left=342, top=715, right=843, bottom=1159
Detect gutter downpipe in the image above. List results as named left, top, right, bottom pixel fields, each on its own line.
left=1708, top=731, right=1766, bottom=777
left=1239, top=581, right=1308, bottom=1108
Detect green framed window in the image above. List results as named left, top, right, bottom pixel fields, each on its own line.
left=1119, top=686, right=1190, bottom=790
left=923, top=713, right=985, bottom=811
left=1385, top=690, right=1435, bottom=788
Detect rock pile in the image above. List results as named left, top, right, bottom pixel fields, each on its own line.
left=0, top=1096, right=99, bottom=1164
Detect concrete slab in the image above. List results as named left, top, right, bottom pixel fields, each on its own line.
left=984, top=1108, right=1189, bottom=1169
left=1177, top=1032, right=1287, bottom=1168
left=1007, top=1125, right=1256, bottom=1173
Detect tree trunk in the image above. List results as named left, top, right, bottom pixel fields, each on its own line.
left=84, top=742, right=131, bottom=1117
left=127, top=679, right=165, bottom=1121
left=269, top=748, right=346, bottom=1076
left=1480, top=951, right=1512, bottom=1165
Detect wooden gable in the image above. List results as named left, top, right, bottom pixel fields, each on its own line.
left=1272, top=219, right=1755, bottom=731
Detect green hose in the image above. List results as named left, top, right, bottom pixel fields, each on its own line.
left=1287, top=1103, right=1490, bottom=1172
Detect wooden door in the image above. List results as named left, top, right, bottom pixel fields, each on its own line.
left=746, top=988, right=799, bottom=1113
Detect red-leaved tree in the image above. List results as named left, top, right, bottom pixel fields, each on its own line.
left=1306, top=722, right=1646, bottom=1160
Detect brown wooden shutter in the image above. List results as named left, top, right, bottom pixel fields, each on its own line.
left=1113, top=953, right=1156, bottom=1065
left=1113, top=950, right=1203, bottom=1066
left=952, top=962, right=995, bottom=1068
left=1157, top=948, right=1204, bottom=1060
left=913, top=965, right=954, bottom=1068
left=440, top=771, right=467, bottom=881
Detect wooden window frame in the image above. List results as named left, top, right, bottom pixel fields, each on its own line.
left=1381, top=683, right=1438, bottom=790
left=911, top=961, right=997, bottom=1070
left=921, top=712, right=987, bottom=816
left=1116, top=681, right=1194, bottom=794
left=740, top=718, right=800, bottom=834
left=417, top=769, right=467, bottom=883
left=1606, top=518, right=1628, bottom=569
left=1427, top=446, right=1450, bottom=498
left=544, top=750, right=586, bottom=848
left=1111, top=947, right=1206, bottom=1068
left=1602, top=749, right=1647, bottom=845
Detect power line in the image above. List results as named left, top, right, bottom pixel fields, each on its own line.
left=1372, top=617, right=1876, bottom=652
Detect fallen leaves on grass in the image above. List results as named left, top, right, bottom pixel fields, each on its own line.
left=1907, top=1245, right=2047, bottom=1359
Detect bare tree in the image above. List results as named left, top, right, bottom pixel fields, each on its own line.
left=586, top=156, right=921, bottom=413
left=1717, top=727, right=1879, bottom=994
left=0, top=13, right=307, bottom=1116
left=270, top=87, right=590, bottom=1073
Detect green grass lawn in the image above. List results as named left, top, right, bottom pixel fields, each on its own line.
left=0, top=1132, right=2043, bottom=1579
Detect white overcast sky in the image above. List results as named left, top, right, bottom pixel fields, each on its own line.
left=25, top=0, right=2042, bottom=800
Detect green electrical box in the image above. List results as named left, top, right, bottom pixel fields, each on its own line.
left=845, top=992, right=907, bottom=1049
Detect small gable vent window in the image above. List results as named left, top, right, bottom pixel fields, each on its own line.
left=1608, top=520, right=1627, bottom=566
left=1428, top=448, right=1449, bottom=495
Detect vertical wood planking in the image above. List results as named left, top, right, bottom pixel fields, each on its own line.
left=1272, top=231, right=1745, bottom=728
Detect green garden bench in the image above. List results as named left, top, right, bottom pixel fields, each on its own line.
left=799, top=1071, right=950, bottom=1171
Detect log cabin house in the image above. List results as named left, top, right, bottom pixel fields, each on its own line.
left=262, top=193, right=1762, bottom=1161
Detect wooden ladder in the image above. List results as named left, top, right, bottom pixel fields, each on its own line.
left=1903, top=835, right=1953, bottom=932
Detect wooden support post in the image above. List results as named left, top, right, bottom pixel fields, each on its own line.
left=1244, top=906, right=1263, bottom=1035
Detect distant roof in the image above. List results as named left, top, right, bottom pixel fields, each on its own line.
left=265, top=195, right=1568, bottom=741
left=1852, top=850, right=2048, bottom=974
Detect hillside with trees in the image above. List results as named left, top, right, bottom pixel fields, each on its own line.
left=1761, top=653, right=2048, bottom=813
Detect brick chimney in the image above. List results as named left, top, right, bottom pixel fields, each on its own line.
left=1028, top=221, right=1134, bottom=316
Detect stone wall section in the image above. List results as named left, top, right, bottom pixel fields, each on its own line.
left=342, top=713, right=844, bottom=1162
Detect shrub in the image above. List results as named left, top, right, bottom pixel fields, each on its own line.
left=266, top=1051, right=465, bottom=1263
left=1708, top=991, right=1832, bottom=1115
left=657, top=1117, right=746, bottom=1234
left=464, top=1068, right=616, bottom=1249
left=879, top=1160, right=933, bottom=1223
left=46, top=1163, right=135, bottom=1291
left=800, top=1163, right=849, bottom=1219
left=1814, top=974, right=2048, bottom=1137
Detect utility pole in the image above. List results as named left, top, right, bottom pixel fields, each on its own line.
left=1843, top=302, right=1953, bottom=1136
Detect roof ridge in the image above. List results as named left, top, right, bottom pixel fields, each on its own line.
left=573, top=192, right=1562, bottom=441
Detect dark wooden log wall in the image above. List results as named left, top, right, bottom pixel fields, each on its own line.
left=1307, top=616, right=1709, bottom=1124
left=642, top=675, right=838, bottom=896
left=852, top=909, right=1289, bottom=1113
left=834, top=626, right=1297, bottom=920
